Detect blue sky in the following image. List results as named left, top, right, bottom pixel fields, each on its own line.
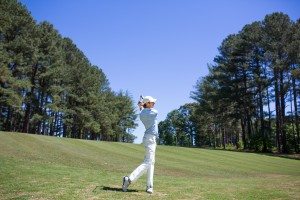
left=20, top=0, right=299, bottom=143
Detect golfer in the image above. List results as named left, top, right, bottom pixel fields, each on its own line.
left=122, top=96, right=158, bottom=194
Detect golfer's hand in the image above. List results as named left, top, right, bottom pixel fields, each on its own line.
left=138, top=102, right=144, bottom=110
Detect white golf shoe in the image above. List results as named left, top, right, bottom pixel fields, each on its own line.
left=122, top=176, right=131, bottom=192
left=146, top=187, right=153, bottom=194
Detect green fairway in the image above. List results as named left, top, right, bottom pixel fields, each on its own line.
left=0, top=131, right=299, bottom=200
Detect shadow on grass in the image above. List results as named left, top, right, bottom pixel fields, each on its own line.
left=207, top=148, right=300, bottom=160
left=93, top=186, right=138, bottom=193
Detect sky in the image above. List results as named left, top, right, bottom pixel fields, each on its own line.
left=20, top=0, right=299, bottom=143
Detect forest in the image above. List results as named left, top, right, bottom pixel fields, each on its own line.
left=1, top=1, right=300, bottom=153
left=159, top=12, right=300, bottom=153
left=0, top=0, right=137, bottom=142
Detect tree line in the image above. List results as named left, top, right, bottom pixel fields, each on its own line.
left=0, top=0, right=137, bottom=142
left=159, top=12, right=300, bottom=153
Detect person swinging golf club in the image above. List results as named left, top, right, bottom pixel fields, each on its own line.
left=122, top=95, right=158, bottom=194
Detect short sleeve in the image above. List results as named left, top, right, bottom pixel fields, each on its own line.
left=151, top=109, right=158, bottom=116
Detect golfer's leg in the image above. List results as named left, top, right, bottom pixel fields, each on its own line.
left=129, top=163, right=148, bottom=183
left=146, top=140, right=156, bottom=188
left=147, top=163, right=154, bottom=188
left=129, top=135, right=151, bottom=183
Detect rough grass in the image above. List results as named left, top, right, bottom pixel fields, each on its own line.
left=0, top=131, right=299, bottom=199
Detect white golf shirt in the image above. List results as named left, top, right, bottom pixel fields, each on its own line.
left=139, top=108, right=158, bottom=136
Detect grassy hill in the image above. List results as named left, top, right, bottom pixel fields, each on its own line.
left=0, top=131, right=299, bottom=200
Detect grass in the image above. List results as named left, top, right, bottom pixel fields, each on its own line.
left=0, top=131, right=299, bottom=200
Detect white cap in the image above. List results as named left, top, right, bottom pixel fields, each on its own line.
left=142, top=96, right=157, bottom=104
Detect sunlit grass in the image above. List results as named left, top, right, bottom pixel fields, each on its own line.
left=0, top=131, right=299, bottom=199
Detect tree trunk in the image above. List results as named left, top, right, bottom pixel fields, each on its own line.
left=213, top=123, right=217, bottom=148
left=235, top=127, right=239, bottom=149
left=274, top=68, right=281, bottom=152
left=266, top=86, right=272, bottom=140
left=241, top=118, right=246, bottom=149
left=4, top=107, right=12, bottom=131
left=63, top=123, right=67, bottom=138
left=0, top=105, right=3, bottom=129
left=71, top=123, right=77, bottom=138
left=263, top=66, right=272, bottom=141
left=22, top=64, right=38, bottom=133
left=280, top=70, right=287, bottom=153
left=246, top=114, right=252, bottom=144
left=290, top=89, right=297, bottom=152
left=259, top=82, right=267, bottom=152
left=49, top=111, right=54, bottom=136
left=222, top=126, right=226, bottom=149
left=22, top=102, right=31, bottom=133
left=40, top=91, right=46, bottom=135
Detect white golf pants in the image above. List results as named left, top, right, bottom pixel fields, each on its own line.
left=129, top=134, right=157, bottom=188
